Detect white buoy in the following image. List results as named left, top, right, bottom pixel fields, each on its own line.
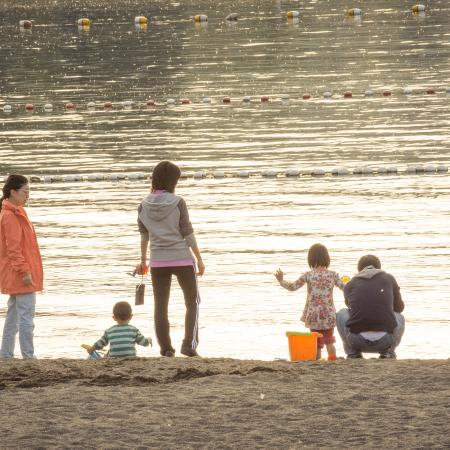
left=407, top=165, right=421, bottom=173
left=364, top=90, right=374, bottom=97
left=212, top=171, right=226, bottom=178
left=362, top=167, right=373, bottom=175
left=194, top=14, right=208, bottom=22
left=2, top=104, right=12, bottom=113
left=353, top=167, right=363, bottom=175
left=403, top=87, right=413, bottom=95
left=226, top=13, right=239, bottom=21
left=323, top=91, right=333, bottom=98
left=347, top=8, right=362, bottom=16
left=437, top=165, right=448, bottom=172
left=262, top=170, right=277, bottom=178
left=128, top=172, right=146, bottom=180
left=166, top=98, right=175, bottom=105
left=387, top=167, right=398, bottom=174
left=280, top=94, right=290, bottom=101
left=134, top=16, right=148, bottom=24
left=287, top=11, right=300, bottom=19
left=77, top=18, right=90, bottom=26
left=311, top=168, right=325, bottom=176
left=285, top=169, right=300, bottom=177
left=242, top=96, right=251, bottom=103
left=19, top=20, right=32, bottom=29
left=202, top=97, right=211, bottom=103
left=123, top=100, right=133, bottom=108
left=331, top=167, right=349, bottom=176
left=236, top=170, right=250, bottom=178
left=43, top=176, right=54, bottom=183
left=376, top=167, right=388, bottom=174
left=193, top=171, right=207, bottom=179
left=63, top=175, right=77, bottom=182
left=412, top=5, right=425, bottom=13
left=87, top=102, right=96, bottom=109
left=44, top=103, right=53, bottom=112
left=424, top=165, right=437, bottom=173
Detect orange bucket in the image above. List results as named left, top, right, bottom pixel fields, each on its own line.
left=286, top=331, right=322, bottom=361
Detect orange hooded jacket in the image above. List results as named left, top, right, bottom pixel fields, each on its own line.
left=0, top=199, right=43, bottom=295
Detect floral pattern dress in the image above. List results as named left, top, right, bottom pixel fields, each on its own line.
left=279, top=268, right=344, bottom=330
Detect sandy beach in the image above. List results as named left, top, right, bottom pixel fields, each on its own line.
left=0, top=358, right=448, bottom=449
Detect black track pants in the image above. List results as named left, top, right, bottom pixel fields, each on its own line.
left=150, top=265, right=200, bottom=355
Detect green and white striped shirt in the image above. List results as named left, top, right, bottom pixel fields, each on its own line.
left=93, top=324, right=151, bottom=358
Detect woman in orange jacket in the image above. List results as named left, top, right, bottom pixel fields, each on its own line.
left=0, top=175, right=43, bottom=359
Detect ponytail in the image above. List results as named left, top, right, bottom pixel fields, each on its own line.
left=0, top=174, right=28, bottom=212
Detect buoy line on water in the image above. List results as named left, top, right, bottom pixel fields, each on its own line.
left=1, top=87, right=449, bottom=115
left=1, top=164, right=447, bottom=184
left=15, top=5, right=428, bottom=30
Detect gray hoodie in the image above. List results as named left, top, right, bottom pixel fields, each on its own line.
left=138, top=192, right=197, bottom=262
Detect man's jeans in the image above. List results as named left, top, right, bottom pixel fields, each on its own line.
left=0, top=292, right=36, bottom=359
left=336, top=308, right=405, bottom=356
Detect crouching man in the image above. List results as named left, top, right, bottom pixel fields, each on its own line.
left=336, top=255, right=405, bottom=359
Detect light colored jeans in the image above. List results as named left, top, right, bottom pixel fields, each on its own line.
left=0, top=292, right=36, bottom=359
left=336, top=308, right=405, bottom=357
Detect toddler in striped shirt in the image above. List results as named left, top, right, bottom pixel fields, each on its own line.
left=87, top=301, right=152, bottom=358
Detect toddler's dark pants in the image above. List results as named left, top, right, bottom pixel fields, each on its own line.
left=150, top=265, right=200, bottom=355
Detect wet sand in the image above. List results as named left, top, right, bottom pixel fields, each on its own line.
left=0, top=358, right=448, bottom=449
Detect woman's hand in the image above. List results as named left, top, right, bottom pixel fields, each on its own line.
left=196, top=259, right=205, bottom=276
left=135, top=263, right=149, bottom=275
left=22, top=273, right=33, bottom=286
left=274, top=269, right=284, bottom=282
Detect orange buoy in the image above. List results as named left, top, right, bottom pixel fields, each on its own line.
left=343, top=91, right=352, bottom=98
left=302, top=93, right=311, bottom=100
left=77, top=18, right=91, bottom=26
left=223, top=96, right=231, bottom=104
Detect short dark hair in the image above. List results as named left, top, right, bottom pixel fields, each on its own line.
left=1, top=174, right=28, bottom=211
left=308, top=243, right=330, bottom=268
left=113, top=301, right=132, bottom=321
left=357, top=254, right=381, bottom=271
left=151, top=161, right=181, bottom=193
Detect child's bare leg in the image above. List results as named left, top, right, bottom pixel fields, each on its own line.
left=316, top=347, right=322, bottom=360
left=326, top=343, right=336, bottom=357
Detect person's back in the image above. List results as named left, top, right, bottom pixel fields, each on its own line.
left=344, top=269, right=404, bottom=334
left=336, top=255, right=406, bottom=359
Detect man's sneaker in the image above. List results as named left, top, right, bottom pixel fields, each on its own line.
left=347, top=353, right=363, bottom=359
left=162, top=350, right=175, bottom=357
left=180, top=347, right=200, bottom=357
left=379, top=351, right=396, bottom=359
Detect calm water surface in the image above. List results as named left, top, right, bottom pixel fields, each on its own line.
left=0, top=0, right=449, bottom=359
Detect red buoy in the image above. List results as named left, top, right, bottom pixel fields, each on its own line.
left=65, top=102, right=75, bottom=109
left=180, top=98, right=191, bottom=104
left=104, top=101, right=113, bottom=108
left=302, top=93, right=311, bottom=100
left=260, top=95, right=269, bottom=102
left=426, top=88, right=435, bottom=94
left=343, top=91, right=352, bottom=98
left=382, top=90, right=392, bottom=97
left=146, top=99, right=155, bottom=106
left=223, top=96, right=231, bottom=104
left=25, top=103, right=34, bottom=111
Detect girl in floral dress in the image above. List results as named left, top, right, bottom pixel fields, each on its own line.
left=275, top=243, right=344, bottom=360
